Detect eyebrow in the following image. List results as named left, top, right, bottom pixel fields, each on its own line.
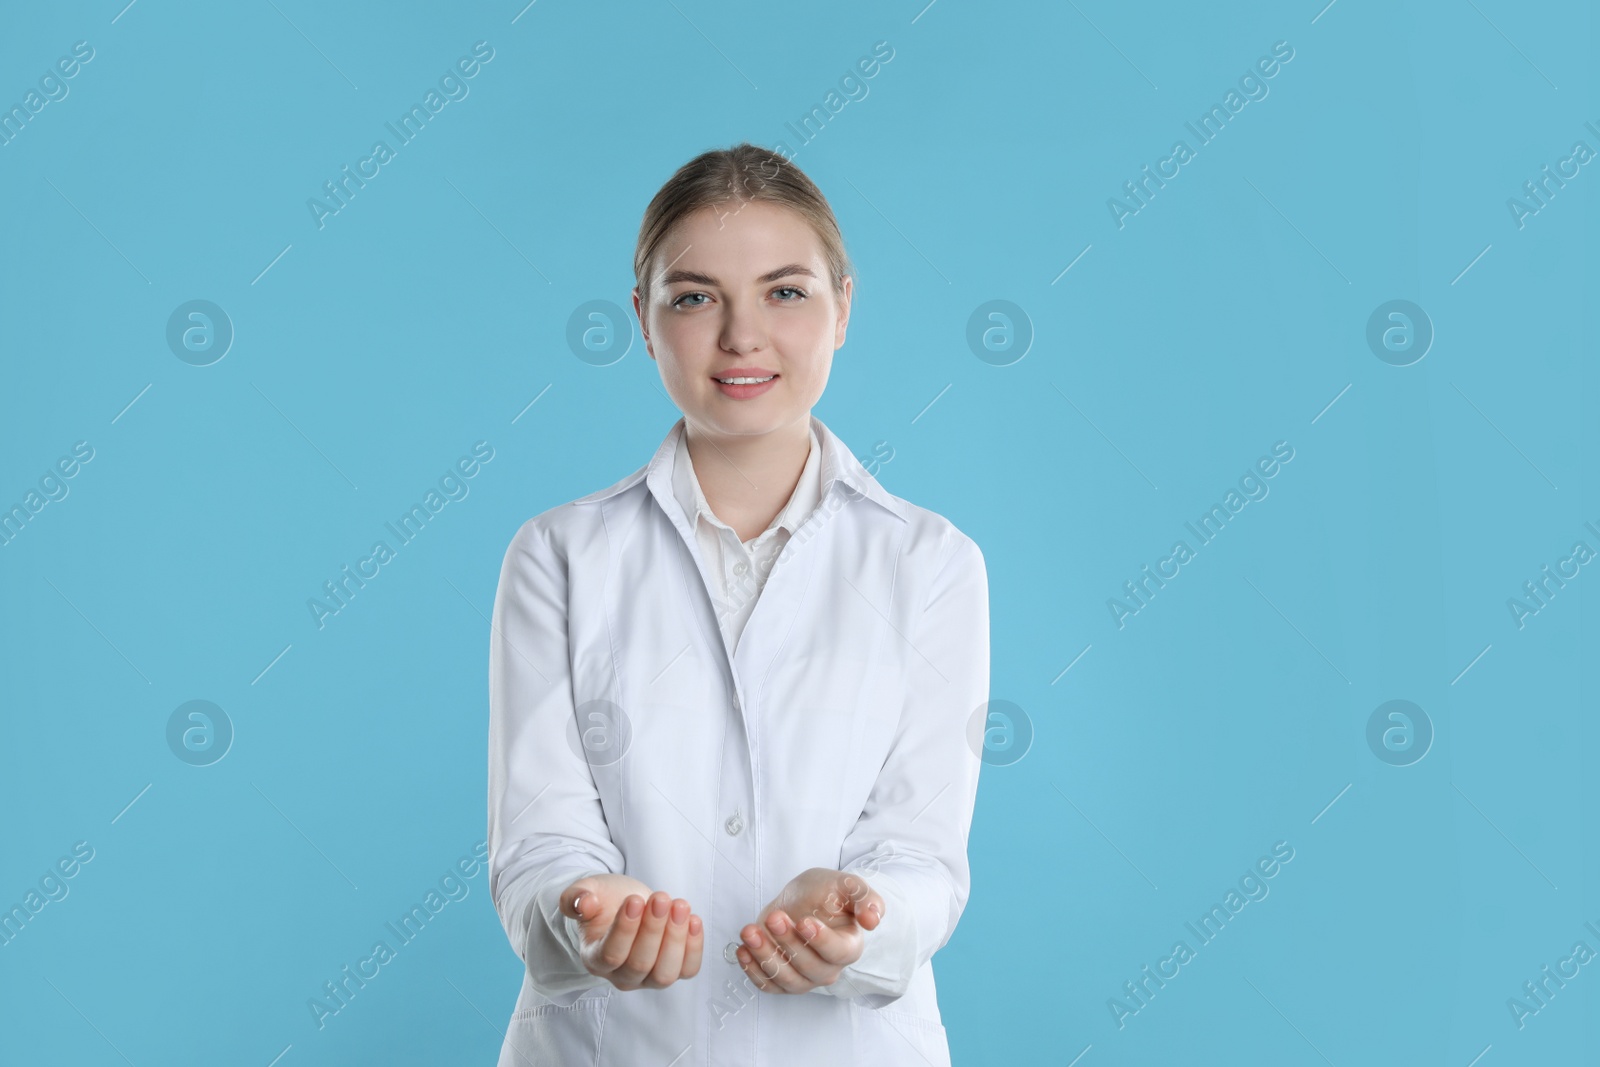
left=658, top=263, right=818, bottom=287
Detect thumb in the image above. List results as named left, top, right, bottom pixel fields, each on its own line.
left=840, top=876, right=883, bottom=929
left=560, top=884, right=596, bottom=922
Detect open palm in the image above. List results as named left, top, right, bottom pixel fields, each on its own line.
left=559, top=873, right=705, bottom=990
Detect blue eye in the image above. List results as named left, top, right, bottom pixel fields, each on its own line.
left=672, top=286, right=806, bottom=308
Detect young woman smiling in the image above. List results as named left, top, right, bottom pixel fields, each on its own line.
left=488, top=143, right=989, bottom=1066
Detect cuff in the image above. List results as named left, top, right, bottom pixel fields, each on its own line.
left=812, top=869, right=917, bottom=1007
left=521, top=868, right=612, bottom=1002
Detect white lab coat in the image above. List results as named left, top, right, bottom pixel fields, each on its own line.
left=487, top=413, right=989, bottom=1066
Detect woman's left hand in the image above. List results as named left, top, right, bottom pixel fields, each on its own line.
left=735, top=867, right=885, bottom=994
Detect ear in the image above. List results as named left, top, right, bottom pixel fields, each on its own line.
left=631, top=287, right=655, bottom=360
left=833, top=275, right=853, bottom=349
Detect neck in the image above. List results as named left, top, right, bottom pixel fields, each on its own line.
left=683, top=414, right=813, bottom=542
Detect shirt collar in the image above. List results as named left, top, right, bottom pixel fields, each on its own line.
left=671, top=421, right=822, bottom=542
left=575, top=413, right=906, bottom=525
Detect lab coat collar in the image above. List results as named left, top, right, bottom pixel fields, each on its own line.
left=574, top=414, right=906, bottom=525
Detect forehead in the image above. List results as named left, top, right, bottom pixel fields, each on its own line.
left=658, top=201, right=826, bottom=277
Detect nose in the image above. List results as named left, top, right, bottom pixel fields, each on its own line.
left=718, top=296, right=768, bottom=355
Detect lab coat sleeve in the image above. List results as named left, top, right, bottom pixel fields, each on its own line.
left=487, top=515, right=627, bottom=1002
left=817, top=530, right=988, bottom=1008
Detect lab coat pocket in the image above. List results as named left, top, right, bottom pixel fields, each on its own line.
left=500, top=991, right=611, bottom=1067
left=859, top=1006, right=951, bottom=1067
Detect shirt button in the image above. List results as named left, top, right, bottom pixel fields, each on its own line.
left=724, top=941, right=741, bottom=964
left=724, top=813, right=744, bottom=836
left=732, top=560, right=749, bottom=576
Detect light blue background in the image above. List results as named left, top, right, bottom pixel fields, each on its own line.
left=2, top=1, right=1595, bottom=1063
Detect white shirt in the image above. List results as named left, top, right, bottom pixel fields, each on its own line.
left=670, top=421, right=822, bottom=656
left=487, top=412, right=989, bottom=1066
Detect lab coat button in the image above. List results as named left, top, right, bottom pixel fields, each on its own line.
left=723, top=941, right=741, bottom=963
left=724, top=814, right=744, bottom=836
left=732, top=560, right=749, bottom=576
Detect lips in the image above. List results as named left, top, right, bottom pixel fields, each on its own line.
left=712, top=367, right=778, bottom=382
left=712, top=372, right=780, bottom=400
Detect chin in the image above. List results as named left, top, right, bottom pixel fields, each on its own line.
left=700, top=409, right=799, bottom=435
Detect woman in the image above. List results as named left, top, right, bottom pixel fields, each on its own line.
left=487, top=143, right=989, bottom=1066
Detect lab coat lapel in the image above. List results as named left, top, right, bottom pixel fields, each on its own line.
left=729, top=416, right=879, bottom=699
left=642, top=419, right=745, bottom=687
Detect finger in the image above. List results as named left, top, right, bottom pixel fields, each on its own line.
left=739, top=923, right=807, bottom=993
left=792, top=911, right=862, bottom=969
left=762, top=910, right=832, bottom=984
left=735, top=941, right=778, bottom=993
left=850, top=888, right=886, bottom=931
left=595, top=894, right=646, bottom=979
left=619, top=892, right=673, bottom=986
left=645, top=899, right=692, bottom=988
left=681, top=913, right=705, bottom=978
left=837, top=873, right=884, bottom=929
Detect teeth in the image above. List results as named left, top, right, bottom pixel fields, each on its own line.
left=716, top=375, right=775, bottom=385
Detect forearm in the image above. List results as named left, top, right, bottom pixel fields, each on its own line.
left=488, top=517, right=622, bottom=1001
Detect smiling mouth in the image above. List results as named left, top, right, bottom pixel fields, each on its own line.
left=713, top=374, right=778, bottom=384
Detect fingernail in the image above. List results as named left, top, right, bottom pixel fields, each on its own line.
left=652, top=894, right=669, bottom=917
left=625, top=897, right=643, bottom=919
left=744, top=929, right=762, bottom=948
left=767, top=914, right=786, bottom=935
left=671, top=900, right=688, bottom=923
left=801, top=919, right=817, bottom=938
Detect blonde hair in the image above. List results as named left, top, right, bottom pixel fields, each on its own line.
left=633, top=143, right=854, bottom=308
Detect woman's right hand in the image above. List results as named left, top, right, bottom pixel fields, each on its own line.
left=558, top=873, right=705, bottom=990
